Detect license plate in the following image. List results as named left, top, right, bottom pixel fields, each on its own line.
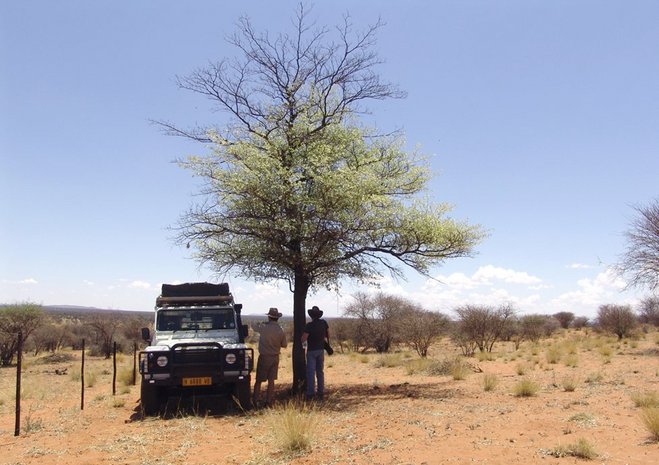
left=182, top=377, right=212, bottom=386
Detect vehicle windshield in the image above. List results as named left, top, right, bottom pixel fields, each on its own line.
left=156, top=308, right=235, bottom=331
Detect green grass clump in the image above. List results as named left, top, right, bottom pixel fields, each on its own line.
left=483, top=374, right=498, bottom=392
left=513, top=378, right=539, bottom=397
left=640, top=407, right=659, bottom=441
left=549, top=438, right=598, bottom=459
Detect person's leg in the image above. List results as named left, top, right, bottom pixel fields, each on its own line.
left=306, top=350, right=318, bottom=399
left=253, top=381, right=261, bottom=405
left=316, top=351, right=325, bottom=399
left=266, top=379, right=275, bottom=405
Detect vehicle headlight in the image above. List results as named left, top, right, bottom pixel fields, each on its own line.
left=156, top=355, right=168, bottom=367
left=225, top=353, right=237, bottom=364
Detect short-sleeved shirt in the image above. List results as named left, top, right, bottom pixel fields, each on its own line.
left=255, top=320, right=287, bottom=356
left=303, top=319, right=329, bottom=351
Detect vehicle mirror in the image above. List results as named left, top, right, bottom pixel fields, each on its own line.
left=242, top=324, right=249, bottom=338
left=141, top=327, right=151, bottom=342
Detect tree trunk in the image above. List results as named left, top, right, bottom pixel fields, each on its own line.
left=291, top=272, right=310, bottom=393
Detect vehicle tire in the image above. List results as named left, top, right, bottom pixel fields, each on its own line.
left=233, top=376, right=252, bottom=411
left=140, top=381, right=161, bottom=416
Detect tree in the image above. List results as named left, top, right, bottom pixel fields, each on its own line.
left=0, top=302, right=45, bottom=366
left=164, top=6, right=484, bottom=389
left=617, top=199, right=659, bottom=292
left=453, top=304, right=515, bottom=353
left=401, top=307, right=450, bottom=358
left=638, top=296, right=659, bottom=326
left=343, top=292, right=405, bottom=353
left=597, top=304, right=638, bottom=340
left=87, top=315, right=122, bottom=358
left=553, top=311, right=575, bottom=329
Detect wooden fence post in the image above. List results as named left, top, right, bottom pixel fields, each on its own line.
left=112, top=341, right=117, bottom=396
left=81, top=339, right=85, bottom=410
left=14, top=331, right=23, bottom=437
left=132, top=342, right=137, bottom=386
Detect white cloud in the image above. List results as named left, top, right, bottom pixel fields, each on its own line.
left=128, top=280, right=151, bottom=290
left=567, top=263, right=593, bottom=269
left=472, top=265, right=543, bottom=285
left=2, top=278, right=38, bottom=285
left=551, top=269, right=631, bottom=311
left=430, top=265, right=543, bottom=290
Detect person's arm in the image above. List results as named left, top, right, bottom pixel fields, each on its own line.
left=301, top=332, right=309, bottom=343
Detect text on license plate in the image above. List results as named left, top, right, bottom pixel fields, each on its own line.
left=182, top=377, right=212, bottom=387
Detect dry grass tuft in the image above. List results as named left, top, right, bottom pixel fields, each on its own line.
left=561, top=376, right=578, bottom=392
left=266, top=401, right=319, bottom=454
left=513, top=378, right=540, bottom=397
left=631, top=391, right=659, bottom=408
left=482, top=373, right=498, bottom=392
left=548, top=438, right=598, bottom=459
left=640, top=407, right=659, bottom=441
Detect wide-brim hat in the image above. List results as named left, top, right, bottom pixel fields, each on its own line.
left=267, top=307, right=283, bottom=319
left=307, top=305, right=323, bottom=318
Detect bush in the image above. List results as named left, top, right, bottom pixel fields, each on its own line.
left=597, top=304, right=638, bottom=340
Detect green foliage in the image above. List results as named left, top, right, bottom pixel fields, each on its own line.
left=0, top=302, right=45, bottom=366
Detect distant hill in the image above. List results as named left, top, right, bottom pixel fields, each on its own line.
left=43, top=305, right=153, bottom=319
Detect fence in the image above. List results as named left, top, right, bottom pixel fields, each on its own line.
left=12, top=334, right=137, bottom=436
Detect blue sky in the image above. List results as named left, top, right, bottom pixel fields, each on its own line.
left=1, top=1, right=657, bottom=319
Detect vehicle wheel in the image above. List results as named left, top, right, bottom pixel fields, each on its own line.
left=233, top=376, right=252, bottom=411
left=140, top=381, right=161, bottom=416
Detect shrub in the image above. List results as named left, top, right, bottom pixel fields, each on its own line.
left=597, top=304, right=638, bottom=340
left=513, top=378, right=539, bottom=397
left=640, top=407, right=659, bottom=441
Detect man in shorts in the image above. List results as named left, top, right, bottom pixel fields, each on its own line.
left=253, top=307, right=287, bottom=407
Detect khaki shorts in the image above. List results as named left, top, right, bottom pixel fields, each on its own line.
left=255, top=354, right=280, bottom=383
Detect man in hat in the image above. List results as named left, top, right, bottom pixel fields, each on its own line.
left=302, top=305, right=330, bottom=401
left=253, top=307, right=287, bottom=407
